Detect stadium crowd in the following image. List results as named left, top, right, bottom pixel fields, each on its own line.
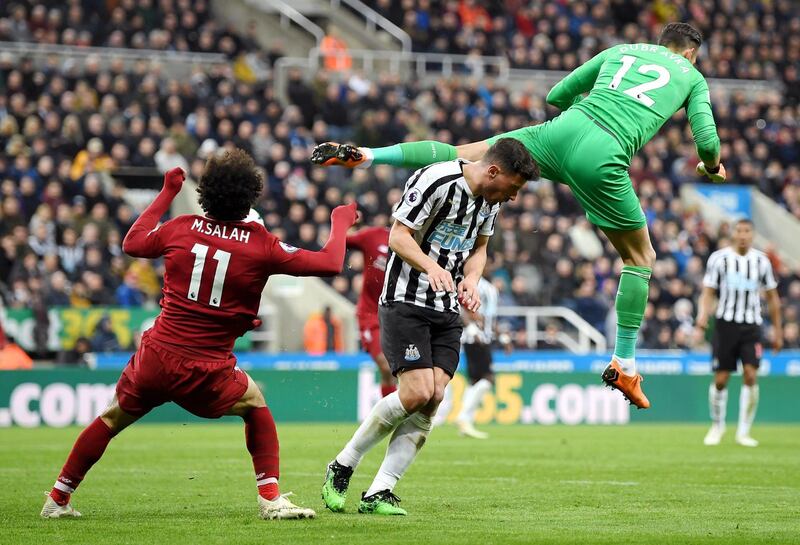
left=0, top=0, right=256, bottom=58
left=367, top=0, right=800, bottom=89
left=0, top=1, right=799, bottom=358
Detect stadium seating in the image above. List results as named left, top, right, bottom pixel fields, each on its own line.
left=0, top=1, right=798, bottom=358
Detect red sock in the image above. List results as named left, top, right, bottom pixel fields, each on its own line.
left=381, top=384, right=397, bottom=398
left=50, top=418, right=115, bottom=505
left=245, top=406, right=280, bottom=501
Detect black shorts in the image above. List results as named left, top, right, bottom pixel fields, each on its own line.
left=463, top=342, right=493, bottom=381
left=712, top=320, right=763, bottom=372
left=379, top=302, right=462, bottom=377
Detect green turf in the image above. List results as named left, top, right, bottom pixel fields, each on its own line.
left=3, top=423, right=799, bottom=544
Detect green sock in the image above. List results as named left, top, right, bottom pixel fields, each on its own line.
left=614, top=265, right=651, bottom=360
left=370, top=141, right=458, bottom=169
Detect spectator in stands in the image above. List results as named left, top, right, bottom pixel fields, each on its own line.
left=320, top=26, right=352, bottom=72
left=303, top=306, right=344, bottom=355
left=536, top=321, right=563, bottom=351
left=56, top=336, right=92, bottom=366
left=69, top=138, right=113, bottom=181
left=154, top=136, right=190, bottom=173
left=45, top=271, right=71, bottom=307
left=115, top=271, right=144, bottom=307
left=90, top=315, right=121, bottom=352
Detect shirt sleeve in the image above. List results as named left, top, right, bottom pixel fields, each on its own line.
left=122, top=216, right=180, bottom=258
left=702, top=252, right=721, bottom=289
left=546, top=48, right=609, bottom=110
left=685, top=75, right=721, bottom=165
left=122, top=186, right=182, bottom=258
left=478, top=205, right=499, bottom=236
left=264, top=237, right=338, bottom=276
left=760, top=258, right=779, bottom=290
left=393, top=169, right=445, bottom=230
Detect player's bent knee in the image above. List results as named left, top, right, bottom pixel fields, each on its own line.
left=399, top=382, right=435, bottom=412
left=100, top=398, right=138, bottom=434
left=629, top=246, right=656, bottom=268
left=642, top=247, right=657, bottom=268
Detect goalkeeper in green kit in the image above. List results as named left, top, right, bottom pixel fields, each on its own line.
left=311, top=23, right=724, bottom=409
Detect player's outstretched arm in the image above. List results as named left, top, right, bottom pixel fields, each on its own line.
left=686, top=78, right=725, bottom=182
left=122, top=167, right=185, bottom=258
left=546, top=49, right=608, bottom=110
left=267, top=203, right=359, bottom=276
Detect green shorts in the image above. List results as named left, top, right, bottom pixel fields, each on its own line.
left=487, top=108, right=646, bottom=232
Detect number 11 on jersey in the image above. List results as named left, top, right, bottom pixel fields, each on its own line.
left=188, top=243, right=231, bottom=307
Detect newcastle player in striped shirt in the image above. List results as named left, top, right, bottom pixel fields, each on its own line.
left=695, top=219, right=782, bottom=447
left=321, top=138, right=538, bottom=516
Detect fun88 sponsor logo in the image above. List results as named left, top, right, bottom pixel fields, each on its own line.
left=427, top=221, right=475, bottom=251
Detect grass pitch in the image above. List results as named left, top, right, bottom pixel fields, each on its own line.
left=3, top=423, right=799, bottom=545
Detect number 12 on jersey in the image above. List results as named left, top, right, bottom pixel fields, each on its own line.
left=608, top=54, right=670, bottom=107
left=188, top=243, right=230, bottom=307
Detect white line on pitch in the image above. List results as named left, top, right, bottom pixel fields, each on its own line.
left=560, top=479, right=640, bottom=486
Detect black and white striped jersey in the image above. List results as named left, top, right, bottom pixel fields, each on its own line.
left=380, top=159, right=499, bottom=313
left=702, top=246, right=778, bottom=325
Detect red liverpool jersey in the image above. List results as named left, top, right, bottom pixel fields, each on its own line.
left=125, top=214, right=346, bottom=360
left=347, top=226, right=389, bottom=323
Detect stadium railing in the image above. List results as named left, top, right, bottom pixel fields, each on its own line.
left=326, top=0, right=412, bottom=53
left=0, top=41, right=229, bottom=78
left=245, top=0, right=325, bottom=48
left=497, top=306, right=607, bottom=354
left=273, top=48, right=510, bottom=101
left=274, top=50, right=780, bottom=103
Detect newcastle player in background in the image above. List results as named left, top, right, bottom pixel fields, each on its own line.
left=321, top=138, right=538, bottom=516
left=454, top=271, right=504, bottom=439
left=695, top=219, right=782, bottom=447
left=434, top=270, right=508, bottom=439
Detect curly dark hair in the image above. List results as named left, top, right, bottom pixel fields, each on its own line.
left=484, top=137, right=540, bottom=181
left=658, top=22, right=702, bottom=50
left=197, top=148, right=263, bottom=221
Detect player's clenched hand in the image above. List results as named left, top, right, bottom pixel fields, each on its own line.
left=163, top=167, right=186, bottom=193
left=426, top=264, right=455, bottom=293
left=696, top=162, right=727, bottom=183
left=457, top=278, right=481, bottom=312
left=331, top=202, right=359, bottom=226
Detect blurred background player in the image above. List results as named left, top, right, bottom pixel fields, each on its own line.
left=321, top=139, right=537, bottom=516
left=346, top=219, right=396, bottom=397
left=695, top=219, right=782, bottom=447
left=312, top=22, right=725, bottom=410
left=434, top=270, right=505, bottom=437
left=454, top=271, right=504, bottom=439
left=41, top=151, right=358, bottom=520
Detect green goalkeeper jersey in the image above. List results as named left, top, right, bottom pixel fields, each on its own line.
left=546, top=43, right=720, bottom=164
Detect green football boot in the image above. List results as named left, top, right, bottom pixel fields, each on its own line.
left=321, top=460, right=354, bottom=512
left=358, top=489, right=407, bottom=516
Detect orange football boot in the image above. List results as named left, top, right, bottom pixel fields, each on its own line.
left=602, top=358, right=650, bottom=409
left=310, top=142, right=368, bottom=168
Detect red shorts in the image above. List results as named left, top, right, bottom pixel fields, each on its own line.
left=116, top=334, right=248, bottom=419
left=358, top=314, right=382, bottom=360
